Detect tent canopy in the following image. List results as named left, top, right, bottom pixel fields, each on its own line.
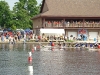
left=40, top=29, right=65, bottom=36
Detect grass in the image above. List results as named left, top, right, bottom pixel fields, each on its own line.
left=66, top=40, right=74, bottom=42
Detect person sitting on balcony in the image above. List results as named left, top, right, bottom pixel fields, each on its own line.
left=54, top=21, right=57, bottom=27
left=56, top=21, right=59, bottom=27
left=95, top=21, right=99, bottom=27
left=85, top=21, right=89, bottom=27
left=92, top=21, right=95, bottom=27
left=67, top=21, right=70, bottom=27
left=53, top=21, right=56, bottom=27
left=64, top=21, right=67, bottom=27
left=58, top=21, right=61, bottom=27
left=84, top=21, right=87, bottom=27
left=90, top=21, right=92, bottom=27
left=75, top=21, right=77, bottom=27
left=48, top=21, right=51, bottom=27
left=72, top=21, right=75, bottom=27
left=77, top=21, right=80, bottom=27
left=51, top=21, right=54, bottom=27
left=61, top=20, right=64, bottom=27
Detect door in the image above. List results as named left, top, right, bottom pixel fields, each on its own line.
left=89, top=32, right=98, bottom=40
left=68, top=32, right=77, bottom=40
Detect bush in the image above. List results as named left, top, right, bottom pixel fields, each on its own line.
left=66, top=40, right=74, bottom=42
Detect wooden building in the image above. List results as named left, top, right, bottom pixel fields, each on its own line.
left=31, top=0, right=100, bottom=40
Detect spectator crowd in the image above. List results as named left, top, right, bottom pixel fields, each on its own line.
left=44, top=20, right=100, bottom=27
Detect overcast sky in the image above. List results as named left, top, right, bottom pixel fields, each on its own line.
left=5, top=0, right=42, bottom=10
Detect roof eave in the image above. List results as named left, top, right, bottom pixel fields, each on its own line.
left=40, top=15, right=100, bottom=18
left=31, top=15, right=100, bottom=20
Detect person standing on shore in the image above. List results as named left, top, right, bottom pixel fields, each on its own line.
left=9, top=36, right=11, bottom=44
left=14, top=34, right=18, bottom=42
left=1, top=34, right=4, bottom=42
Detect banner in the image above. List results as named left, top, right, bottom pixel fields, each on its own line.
left=78, top=29, right=88, bottom=40
left=78, top=29, right=87, bottom=34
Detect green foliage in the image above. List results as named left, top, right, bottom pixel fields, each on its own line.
left=0, top=1, right=12, bottom=29
left=66, top=40, right=74, bottom=42
left=0, top=0, right=41, bottom=30
left=11, top=24, right=16, bottom=31
left=12, top=0, right=40, bottom=29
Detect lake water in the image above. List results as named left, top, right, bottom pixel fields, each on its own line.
left=0, top=43, right=100, bottom=75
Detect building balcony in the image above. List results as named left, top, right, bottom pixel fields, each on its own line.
left=43, top=23, right=100, bottom=29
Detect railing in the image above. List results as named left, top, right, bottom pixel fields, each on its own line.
left=43, top=23, right=100, bottom=28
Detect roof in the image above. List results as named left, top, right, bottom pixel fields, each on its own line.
left=32, top=0, right=100, bottom=19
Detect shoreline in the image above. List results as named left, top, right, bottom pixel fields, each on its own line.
left=0, top=41, right=98, bottom=44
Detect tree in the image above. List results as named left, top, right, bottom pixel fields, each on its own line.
left=0, top=1, right=12, bottom=29
left=12, top=0, right=40, bottom=29
left=11, top=24, right=16, bottom=31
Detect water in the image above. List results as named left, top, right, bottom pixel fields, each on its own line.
left=0, top=43, right=100, bottom=75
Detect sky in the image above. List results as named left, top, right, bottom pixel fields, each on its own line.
left=5, top=0, right=42, bottom=10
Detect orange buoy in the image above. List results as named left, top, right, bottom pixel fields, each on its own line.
left=28, top=56, right=32, bottom=63
left=32, top=48, right=34, bottom=53
left=28, top=52, right=32, bottom=63
left=98, top=45, right=100, bottom=49
left=37, top=45, right=40, bottom=49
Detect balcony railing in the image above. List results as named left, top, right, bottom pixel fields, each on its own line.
left=43, top=22, right=100, bottom=28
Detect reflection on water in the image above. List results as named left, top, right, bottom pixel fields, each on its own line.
left=28, top=65, right=33, bottom=73
left=0, top=43, right=100, bottom=75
